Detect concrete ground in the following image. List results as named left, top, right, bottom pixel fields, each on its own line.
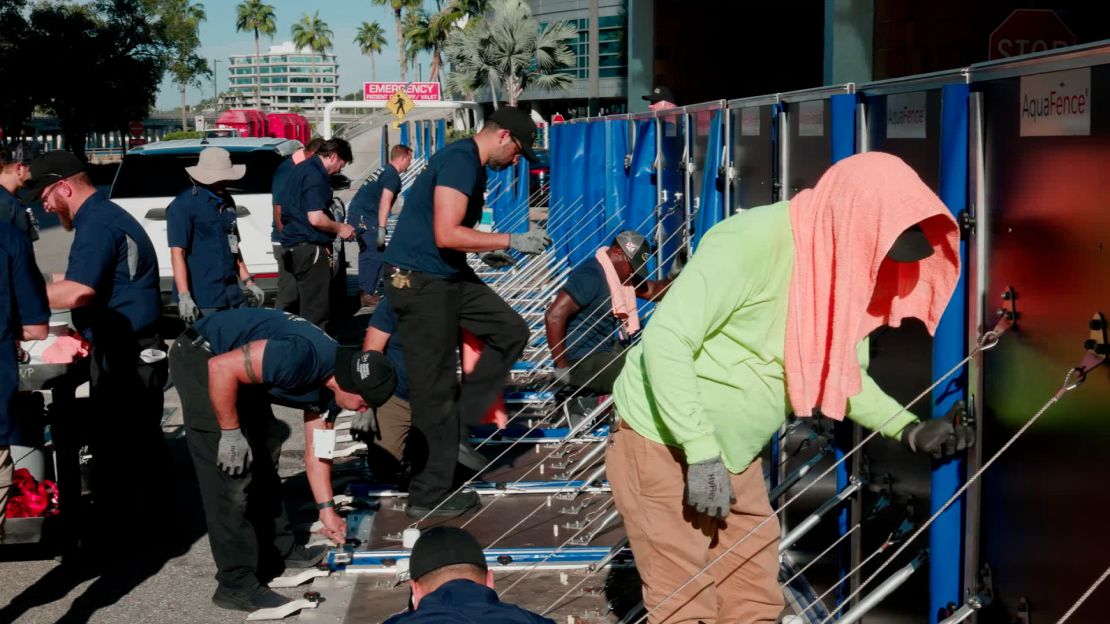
left=0, top=131, right=385, bottom=624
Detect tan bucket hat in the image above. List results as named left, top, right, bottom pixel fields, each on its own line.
left=185, top=147, right=246, bottom=184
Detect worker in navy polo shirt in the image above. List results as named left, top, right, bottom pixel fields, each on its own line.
left=0, top=221, right=49, bottom=539
left=168, top=307, right=396, bottom=611
left=0, top=143, right=37, bottom=241
left=277, top=138, right=355, bottom=330
left=349, top=144, right=412, bottom=309
left=25, top=151, right=168, bottom=538
left=544, top=231, right=674, bottom=395
left=272, top=137, right=322, bottom=314
left=168, top=147, right=265, bottom=324
left=382, top=107, right=552, bottom=518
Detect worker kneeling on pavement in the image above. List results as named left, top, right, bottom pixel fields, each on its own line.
left=609, top=153, right=974, bottom=623
left=385, top=527, right=555, bottom=624
left=544, top=230, right=674, bottom=396
left=168, top=307, right=396, bottom=612
left=168, top=147, right=265, bottom=324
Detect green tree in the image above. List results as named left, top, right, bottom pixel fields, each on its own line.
left=444, top=0, right=575, bottom=107
left=0, top=0, right=34, bottom=138
left=355, top=20, right=387, bottom=82
left=370, top=0, right=422, bottom=83
left=234, top=0, right=276, bottom=110
left=28, top=0, right=172, bottom=159
left=165, top=0, right=210, bottom=129
left=291, top=11, right=333, bottom=123
left=403, top=7, right=457, bottom=85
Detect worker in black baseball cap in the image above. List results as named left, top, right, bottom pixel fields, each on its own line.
left=643, top=85, right=677, bottom=111
left=385, top=527, right=555, bottom=623
left=168, top=307, right=396, bottom=612
left=0, top=142, right=38, bottom=241
left=381, top=106, right=552, bottom=520
left=544, top=229, right=678, bottom=396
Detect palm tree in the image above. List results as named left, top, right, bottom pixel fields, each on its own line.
left=371, top=0, right=423, bottom=83
left=235, top=0, right=276, bottom=110
left=445, top=0, right=575, bottom=106
left=404, top=7, right=456, bottom=85
left=291, top=11, right=334, bottom=123
left=167, top=0, right=208, bottom=128
left=355, top=21, right=387, bottom=82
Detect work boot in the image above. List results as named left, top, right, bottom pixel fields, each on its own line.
left=212, top=585, right=292, bottom=612
left=405, top=489, right=480, bottom=519
left=456, top=440, right=488, bottom=472
left=284, top=544, right=328, bottom=569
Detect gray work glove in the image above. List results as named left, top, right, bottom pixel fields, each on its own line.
left=508, top=228, right=552, bottom=255
left=178, top=292, right=200, bottom=325
left=900, top=400, right=975, bottom=459
left=684, top=457, right=734, bottom=520
left=350, top=408, right=380, bottom=442
left=552, top=366, right=571, bottom=385
left=480, top=250, right=517, bottom=269
left=217, top=428, right=252, bottom=476
left=376, top=226, right=387, bottom=250
left=241, top=281, right=265, bottom=307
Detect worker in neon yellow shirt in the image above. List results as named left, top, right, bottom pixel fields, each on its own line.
left=609, top=153, right=975, bottom=623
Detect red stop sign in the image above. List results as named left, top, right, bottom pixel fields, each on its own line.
left=128, top=120, right=145, bottom=138
left=989, top=9, right=1076, bottom=60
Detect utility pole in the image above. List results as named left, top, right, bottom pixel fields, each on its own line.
left=212, top=59, right=223, bottom=110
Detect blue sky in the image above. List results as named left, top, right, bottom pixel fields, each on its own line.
left=156, top=0, right=439, bottom=110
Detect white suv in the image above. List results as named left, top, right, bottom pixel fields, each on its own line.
left=109, top=137, right=300, bottom=305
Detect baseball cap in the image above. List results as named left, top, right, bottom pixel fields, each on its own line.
left=23, top=151, right=85, bottom=201
left=334, top=348, right=397, bottom=408
left=409, top=527, right=487, bottom=580
left=487, top=107, right=539, bottom=163
left=887, top=224, right=934, bottom=262
left=614, top=230, right=651, bottom=280
left=643, top=85, right=676, bottom=104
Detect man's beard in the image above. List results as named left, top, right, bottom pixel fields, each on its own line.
left=57, top=207, right=73, bottom=231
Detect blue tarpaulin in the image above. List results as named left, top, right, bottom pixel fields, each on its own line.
left=435, top=119, right=446, bottom=151
left=562, top=123, right=590, bottom=266
left=579, top=121, right=608, bottom=260
left=604, top=120, right=630, bottom=234
left=694, top=110, right=724, bottom=250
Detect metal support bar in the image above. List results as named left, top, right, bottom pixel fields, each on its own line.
left=768, top=447, right=828, bottom=501
left=835, top=551, right=928, bottom=624
left=570, top=508, right=621, bottom=546
left=780, top=476, right=864, bottom=553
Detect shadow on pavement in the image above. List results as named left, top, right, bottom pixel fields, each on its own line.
left=0, top=434, right=207, bottom=624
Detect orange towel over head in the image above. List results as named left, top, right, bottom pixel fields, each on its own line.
left=785, top=152, right=961, bottom=420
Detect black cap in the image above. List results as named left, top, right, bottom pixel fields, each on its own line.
left=334, top=348, right=397, bottom=408
left=23, top=151, right=84, bottom=202
left=486, top=107, right=539, bottom=163
left=887, top=225, right=934, bottom=263
left=643, top=85, right=675, bottom=104
left=409, top=527, right=487, bottom=580
left=614, top=230, right=651, bottom=279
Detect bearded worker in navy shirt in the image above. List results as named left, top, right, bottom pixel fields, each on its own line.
left=169, top=307, right=396, bottom=612
left=26, top=151, right=170, bottom=542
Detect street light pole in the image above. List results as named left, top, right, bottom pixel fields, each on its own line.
left=212, top=59, right=223, bottom=110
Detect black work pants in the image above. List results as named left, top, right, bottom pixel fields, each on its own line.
left=169, top=336, right=294, bottom=591
left=87, top=330, right=170, bottom=537
left=273, top=242, right=299, bottom=314
left=279, top=243, right=331, bottom=330
left=385, top=268, right=529, bottom=507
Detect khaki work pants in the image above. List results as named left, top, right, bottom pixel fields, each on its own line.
left=607, top=426, right=784, bottom=624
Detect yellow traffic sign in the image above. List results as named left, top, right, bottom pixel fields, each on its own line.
left=387, top=90, right=413, bottom=120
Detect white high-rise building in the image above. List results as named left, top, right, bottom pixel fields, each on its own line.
left=226, top=41, right=340, bottom=113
